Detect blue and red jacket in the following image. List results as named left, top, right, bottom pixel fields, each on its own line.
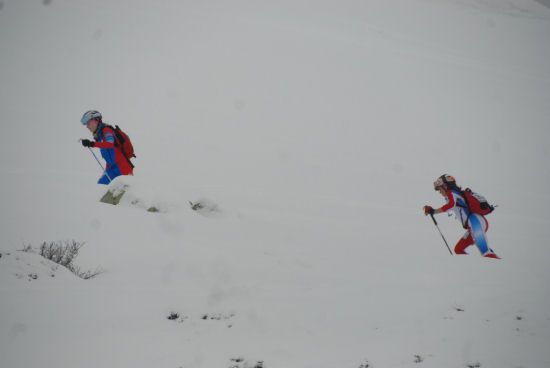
left=93, top=124, right=133, bottom=183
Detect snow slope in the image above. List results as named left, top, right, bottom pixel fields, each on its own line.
left=1, top=0, right=550, bottom=367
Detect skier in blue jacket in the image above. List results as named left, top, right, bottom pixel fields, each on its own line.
left=80, top=110, right=133, bottom=184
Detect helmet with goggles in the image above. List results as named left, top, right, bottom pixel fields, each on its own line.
left=434, top=174, right=456, bottom=191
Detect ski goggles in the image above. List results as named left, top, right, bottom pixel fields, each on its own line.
left=81, top=117, right=100, bottom=126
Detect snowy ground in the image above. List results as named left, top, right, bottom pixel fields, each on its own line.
left=1, top=0, right=550, bottom=367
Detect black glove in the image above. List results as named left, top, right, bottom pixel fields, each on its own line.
left=81, top=139, right=95, bottom=148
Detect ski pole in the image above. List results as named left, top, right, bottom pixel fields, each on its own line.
left=430, top=213, right=453, bottom=255
left=80, top=140, right=112, bottom=182
left=88, top=147, right=112, bottom=182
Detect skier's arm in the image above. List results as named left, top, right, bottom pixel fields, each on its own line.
left=437, top=190, right=455, bottom=213
left=93, top=130, right=116, bottom=149
left=94, top=141, right=115, bottom=149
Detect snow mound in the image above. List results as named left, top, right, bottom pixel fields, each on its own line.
left=99, top=177, right=175, bottom=213
left=189, top=197, right=222, bottom=217
left=0, top=250, right=78, bottom=283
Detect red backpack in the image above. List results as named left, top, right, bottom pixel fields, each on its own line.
left=461, top=188, right=494, bottom=215
left=104, top=124, right=136, bottom=168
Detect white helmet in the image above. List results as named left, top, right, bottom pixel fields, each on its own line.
left=81, top=110, right=102, bottom=125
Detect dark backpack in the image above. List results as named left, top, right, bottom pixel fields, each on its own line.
left=104, top=124, right=136, bottom=168
left=460, top=188, right=494, bottom=216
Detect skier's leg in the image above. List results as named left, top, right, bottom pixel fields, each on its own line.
left=454, top=231, right=474, bottom=254
left=97, top=166, right=121, bottom=185
left=98, top=172, right=111, bottom=185
left=468, top=214, right=496, bottom=257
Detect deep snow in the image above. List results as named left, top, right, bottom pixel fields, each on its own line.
left=1, top=0, right=550, bottom=367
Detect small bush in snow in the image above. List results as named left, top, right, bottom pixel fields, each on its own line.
left=39, top=240, right=83, bottom=267
left=167, top=312, right=180, bottom=320
left=69, top=265, right=104, bottom=280
left=21, top=244, right=33, bottom=253
left=166, top=312, right=188, bottom=323
left=22, top=240, right=103, bottom=279
left=228, top=357, right=263, bottom=368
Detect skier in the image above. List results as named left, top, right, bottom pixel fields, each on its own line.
left=423, top=174, right=499, bottom=259
left=80, top=110, right=133, bottom=184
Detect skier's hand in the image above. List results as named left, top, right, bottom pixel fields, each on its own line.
left=423, top=205, right=434, bottom=215
left=81, top=139, right=95, bottom=148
